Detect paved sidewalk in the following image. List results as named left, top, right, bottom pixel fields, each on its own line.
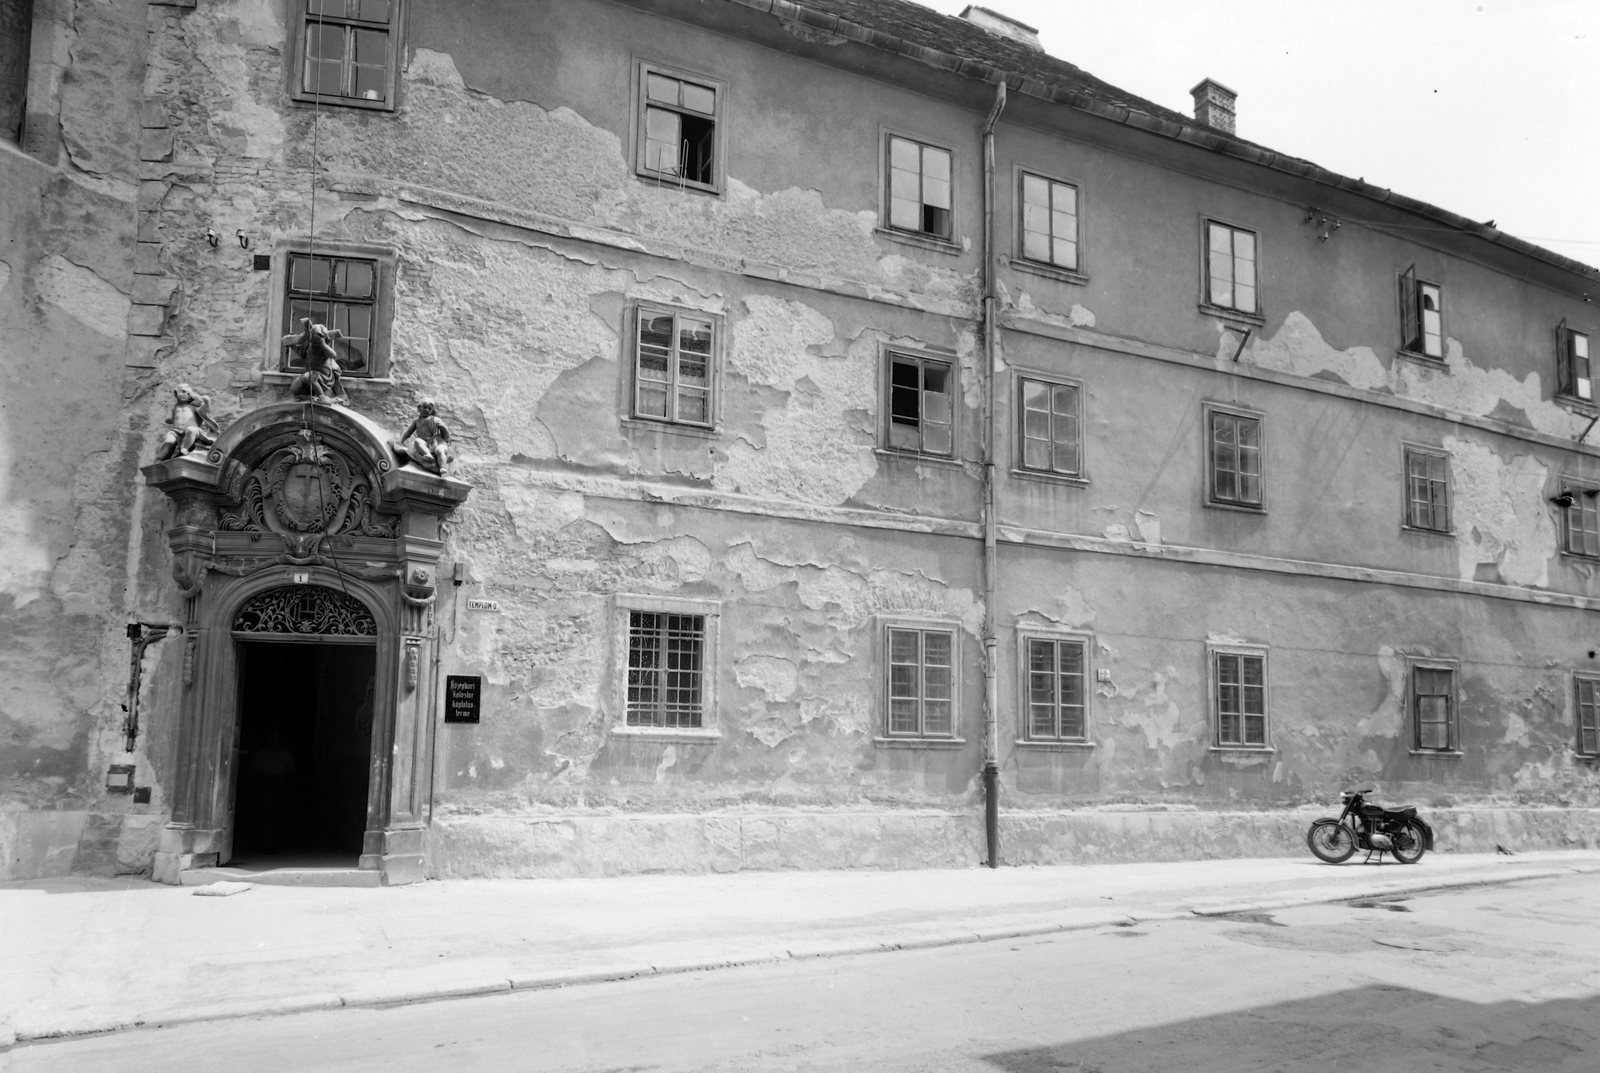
left=4, top=850, right=1599, bottom=1046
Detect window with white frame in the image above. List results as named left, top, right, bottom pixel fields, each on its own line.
left=886, top=626, right=955, bottom=738
left=1206, top=407, right=1263, bottom=509
left=1404, top=446, right=1451, bottom=533
left=1025, top=635, right=1087, bottom=742
left=1557, top=320, right=1592, bottom=403
left=626, top=610, right=706, bottom=728
left=637, top=63, right=722, bottom=192
left=1212, top=647, right=1267, bottom=747
left=1411, top=662, right=1457, bottom=752
left=1577, top=676, right=1599, bottom=757
left=1559, top=482, right=1600, bottom=558
left=1019, top=172, right=1078, bottom=271
left=632, top=305, right=715, bottom=427
left=293, top=0, right=401, bottom=110
left=1018, top=376, right=1081, bottom=477
left=886, top=351, right=954, bottom=456
left=1205, top=221, right=1257, bottom=315
left=1399, top=266, right=1444, bottom=359
left=886, top=134, right=953, bottom=240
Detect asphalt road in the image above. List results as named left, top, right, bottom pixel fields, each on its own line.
left=12, top=873, right=1599, bottom=1072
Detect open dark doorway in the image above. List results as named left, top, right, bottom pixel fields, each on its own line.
left=231, top=641, right=376, bottom=864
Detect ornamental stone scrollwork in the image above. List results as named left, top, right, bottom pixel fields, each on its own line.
left=219, top=428, right=397, bottom=543
left=233, top=585, right=378, bottom=636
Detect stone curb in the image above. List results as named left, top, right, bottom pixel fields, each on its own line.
left=8, top=862, right=1597, bottom=1047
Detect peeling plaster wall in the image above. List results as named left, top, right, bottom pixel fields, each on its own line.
left=6, top=0, right=1600, bottom=879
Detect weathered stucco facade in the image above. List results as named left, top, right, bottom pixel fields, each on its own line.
left=5, top=0, right=1600, bottom=882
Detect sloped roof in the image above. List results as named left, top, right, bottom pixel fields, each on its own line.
left=726, top=0, right=1597, bottom=281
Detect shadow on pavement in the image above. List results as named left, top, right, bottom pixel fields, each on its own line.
left=983, top=986, right=1598, bottom=1072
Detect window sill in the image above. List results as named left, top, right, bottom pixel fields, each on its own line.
left=1572, top=751, right=1600, bottom=763
left=1208, top=745, right=1276, bottom=756
left=1009, top=467, right=1089, bottom=488
left=1400, top=524, right=1455, bottom=539
left=874, top=228, right=962, bottom=257
left=290, top=93, right=395, bottom=114
left=610, top=726, right=722, bottom=743
left=621, top=416, right=719, bottom=439
left=634, top=170, right=722, bottom=198
left=1203, top=499, right=1267, bottom=516
left=1556, top=395, right=1597, bottom=415
left=874, top=736, right=967, bottom=750
left=1005, top=256, right=1088, bottom=287
left=875, top=448, right=964, bottom=469
left=1396, top=349, right=1448, bottom=368
left=1198, top=304, right=1265, bottom=327
left=262, top=371, right=394, bottom=391
left=1014, top=739, right=1096, bottom=751
left=1408, top=749, right=1464, bottom=758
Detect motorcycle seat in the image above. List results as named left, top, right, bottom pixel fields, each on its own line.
left=1384, top=806, right=1418, bottom=820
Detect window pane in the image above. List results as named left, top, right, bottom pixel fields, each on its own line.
left=676, top=390, right=708, bottom=424
left=357, top=0, right=391, bottom=20
left=1233, top=230, right=1255, bottom=262
left=890, top=628, right=919, bottom=667
left=306, top=22, right=346, bottom=60
left=921, top=146, right=950, bottom=183
left=290, top=255, right=332, bottom=295
left=680, top=82, right=716, bottom=115
left=923, top=631, right=951, bottom=670
left=1209, top=224, right=1231, bottom=254
left=1022, top=174, right=1049, bottom=210
left=353, top=27, right=387, bottom=64
left=644, top=107, right=681, bottom=173
left=646, top=73, right=678, bottom=104
left=310, top=0, right=349, bottom=16
left=889, top=137, right=918, bottom=172
left=891, top=166, right=919, bottom=204
left=1023, top=229, right=1051, bottom=262
left=923, top=176, right=951, bottom=211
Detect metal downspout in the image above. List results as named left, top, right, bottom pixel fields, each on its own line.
left=981, top=80, right=1007, bottom=869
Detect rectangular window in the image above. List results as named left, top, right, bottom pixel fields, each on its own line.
left=1578, top=677, right=1599, bottom=757
left=1214, top=650, right=1267, bottom=746
left=1558, top=320, right=1592, bottom=402
left=887, top=352, right=954, bottom=456
left=1026, top=637, right=1087, bottom=741
left=283, top=253, right=378, bottom=376
left=1405, top=447, right=1450, bottom=532
left=637, top=65, right=720, bottom=191
left=1399, top=266, right=1444, bottom=359
left=1412, top=665, right=1456, bottom=752
left=296, top=0, right=398, bottom=108
left=633, top=306, right=715, bottom=427
left=1208, top=409, right=1262, bottom=508
left=1206, top=222, right=1257, bottom=314
left=1561, top=484, right=1600, bottom=558
left=627, top=611, right=705, bottom=728
left=1018, top=377, right=1081, bottom=477
left=887, top=627, right=955, bottom=738
left=1020, top=173, right=1078, bottom=271
left=887, top=135, right=952, bottom=240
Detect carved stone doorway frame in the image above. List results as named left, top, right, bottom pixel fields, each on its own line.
left=143, top=403, right=470, bottom=885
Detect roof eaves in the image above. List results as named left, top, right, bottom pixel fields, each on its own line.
left=726, top=0, right=1598, bottom=282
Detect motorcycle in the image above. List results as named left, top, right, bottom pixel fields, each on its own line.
left=1307, top=788, right=1434, bottom=865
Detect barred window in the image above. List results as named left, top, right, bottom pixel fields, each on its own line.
left=1026, top=637, right=1087, bottom=741
left=1018, top=377, right=1081, bottom=477
left=1405, top=447, right=1450, bottom=532
left=1206, top=221, right=1257, bottom=314
left=634, top=307, right=714, bottom=427
left=1412, top=665, right=1456, bottom=752
left=627, top=611, right=705, bottom=728
left=1215, top=651, right=1266, bottom=746
left=1562, top=485, right=1600, bottom=558
left=283, top=253, right=377, bottom=376
left=1578, top=677, right=1599, bottom=757
left=1209, top=410, right=1262, bottom=508
left=887, top=628, right=954, bottom=737
left=1020, top=173, right=1078, bottom=271
left=296, top=0, right=399, bottom=109
left=887, top=135, right=953, bottom=240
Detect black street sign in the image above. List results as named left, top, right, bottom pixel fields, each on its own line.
left=444, top=675, right=482, bottom=724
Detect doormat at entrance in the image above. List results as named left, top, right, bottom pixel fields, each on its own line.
left=192, top=881, right=252, bottom=897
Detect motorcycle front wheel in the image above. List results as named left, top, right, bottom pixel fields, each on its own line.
left=1390, top=820, right=1427, bottom=864
left=1307, top=819, right=1356, bottom=864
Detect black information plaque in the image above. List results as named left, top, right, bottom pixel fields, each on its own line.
left=444, top=675, right=482, bottom=724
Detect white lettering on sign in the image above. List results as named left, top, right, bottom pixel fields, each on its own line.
left=466, top=598, right=500, bottom=612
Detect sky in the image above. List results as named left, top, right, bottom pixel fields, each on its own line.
left=917, top=0, right=1600, bottom=271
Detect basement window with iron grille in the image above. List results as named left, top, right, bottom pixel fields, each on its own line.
left=294, top=0, right=400, bottom=110
left=626, top=611, right=706, bottom=729
left=636, top=64, right=722, bottom=193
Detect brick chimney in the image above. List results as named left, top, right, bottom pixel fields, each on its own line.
left=959, top=5, right=1042, bottom=51
left=1190, top=78, right=1237, bottom=135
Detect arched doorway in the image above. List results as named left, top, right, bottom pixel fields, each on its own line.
left=228, top=585, right=379, bottom=865
left=142, top=402, right=470, bottom=885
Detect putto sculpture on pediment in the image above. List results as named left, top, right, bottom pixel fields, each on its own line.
left=152, top=383, right=222, bottom=462
left=390, top=398, right=453, bottom=475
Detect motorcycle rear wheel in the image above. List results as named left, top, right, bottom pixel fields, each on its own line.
left=1308, top=819, right=1356, bottom=864
left=1390, top=820, right=1426, bottom=864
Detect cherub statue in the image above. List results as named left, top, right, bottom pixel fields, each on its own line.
left=281, top=317, right=349, bottom=403
left=390, top=398, right=453, bottom=475
left=153, top=382, right=221, bottom=462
